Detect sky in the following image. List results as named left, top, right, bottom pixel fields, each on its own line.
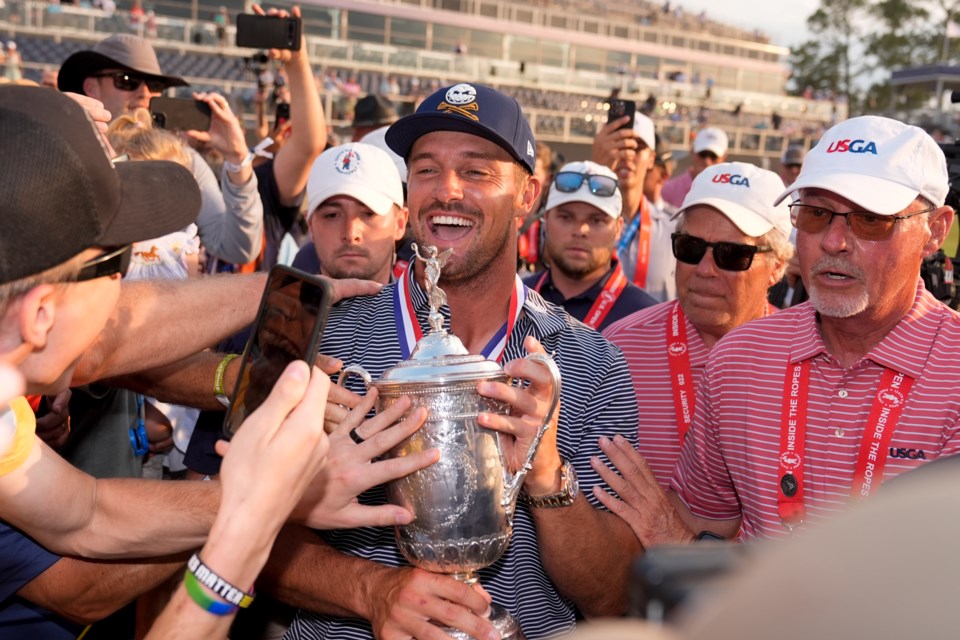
left=673, top=0, right=821, bottom=49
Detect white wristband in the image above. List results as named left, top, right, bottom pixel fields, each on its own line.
left=223, top=152, right=255, bottom=173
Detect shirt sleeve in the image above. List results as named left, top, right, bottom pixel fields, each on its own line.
left=670, top=359, right=742, bottom=520
left=0, top=522, right=60, bottom=602
left=190, top=146, right=264, bottom=265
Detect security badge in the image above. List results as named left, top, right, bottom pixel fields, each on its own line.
left=438, top=83, right=480, bottom=121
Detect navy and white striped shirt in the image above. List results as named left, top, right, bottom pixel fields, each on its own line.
left=286, top=272, right=640, bottom=640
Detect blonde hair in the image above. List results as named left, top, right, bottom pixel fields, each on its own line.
left=106, top=109, right=191, bottom=167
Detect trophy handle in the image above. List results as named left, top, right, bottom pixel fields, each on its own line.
left=502, top=352, right=562, bottom=509
left=337, top=364, right=373, bottom=392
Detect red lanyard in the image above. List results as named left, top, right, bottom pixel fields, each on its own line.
left=632, top=199, right=652, bottom=288
left=392, top=259, right=408, bottom=281
left=533, top=262, right=627, bottom=330
left=665, top=302, right=695, bottom=443
left=777, top=360, right=915, bottom=528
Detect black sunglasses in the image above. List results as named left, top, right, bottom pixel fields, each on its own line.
left=76, top=245, right=133, bottom=282
left=553, top=172, right=619, bottom=197
left=671, top=233, right=771, bottom=272
left=92, top=71, right=166, bottom=93
left=789, top=203, right=931, bottom=241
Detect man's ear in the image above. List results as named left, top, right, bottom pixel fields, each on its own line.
left=17, top=285, right=58, bottom=351
left=81, top=76, right=101, bottom=100
left=393, top=206, right=410, bottom=241
left=518, top=172, right=542, bottom=219
left=923, top=206, right=955, bottom=259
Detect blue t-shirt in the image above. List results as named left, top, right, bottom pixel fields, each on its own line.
left=0, top=522, right=81, bottom=639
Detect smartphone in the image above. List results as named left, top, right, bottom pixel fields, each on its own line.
left=149, top=96, right=212, bottom=131
left=223, top=266, right=333, bottom=439
left=275, top=101, right=290, bottom=128
left=235, top=14, right=302, bottom=51
left=607, top=98, right=636, bottom=130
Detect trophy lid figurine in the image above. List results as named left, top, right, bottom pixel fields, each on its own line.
left=339, top=245, right=561, bottom=640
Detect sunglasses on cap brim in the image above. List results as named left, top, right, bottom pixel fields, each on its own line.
left=553, top=172, right=618, bottom=197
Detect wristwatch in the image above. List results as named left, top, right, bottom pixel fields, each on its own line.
left=521, top=460, right=579, bottom=509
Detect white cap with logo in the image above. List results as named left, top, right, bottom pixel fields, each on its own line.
left=546, top=160, right=623, bottom=220
left=693, top=127, right=729, bottom=157
left=773, top=115, right=948, bottom=215
left=632, top=113, right=656, bottom=151
left=307, top=142, right=404, bottom=218
left=677, top=161, right=791, bottom=238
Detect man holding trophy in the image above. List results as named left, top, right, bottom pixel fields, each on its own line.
left=262, top=83, right=642, bottom=639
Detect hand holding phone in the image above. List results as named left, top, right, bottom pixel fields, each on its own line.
left=224, top=266, right=333, bottom=438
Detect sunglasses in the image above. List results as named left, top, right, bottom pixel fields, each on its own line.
left=789, top=203, right=931, bottom=241
left=553, top=172, right=619, bottom=197
left=671, top=233, right=771, bottom=272
left=92, top=71, right=166, bottom=93
left=76, top=245, right=132, bottom=282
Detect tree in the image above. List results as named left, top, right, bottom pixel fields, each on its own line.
left=806, top=0, right=868, bottom=109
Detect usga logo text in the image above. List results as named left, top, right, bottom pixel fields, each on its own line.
left=711, top=174, right=750, bottom=187
left=826, top=139, right=878, bottom=154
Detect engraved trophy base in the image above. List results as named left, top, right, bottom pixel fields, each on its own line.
left=439, top=604, right=525, bottom=640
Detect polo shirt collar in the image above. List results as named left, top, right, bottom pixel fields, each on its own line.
left=407, top=269, right=566, bottom=343
left=789, top=280, right=942, bottom=378
left=538, top=263, right=619, bottom=305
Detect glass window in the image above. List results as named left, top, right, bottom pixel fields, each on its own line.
left=389, top=18, right=426, bottom=48
left=574, top=45, right=603, bottom=72
left=469, top=29, right=502, bottom=58
left=347, top=11, right=386, bottom=44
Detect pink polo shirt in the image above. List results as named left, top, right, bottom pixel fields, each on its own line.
left=603, top=300, right=710, bottom=486
left=661, top=170, right=694, bottom=209
left=672, top=282, right=960, bottom=541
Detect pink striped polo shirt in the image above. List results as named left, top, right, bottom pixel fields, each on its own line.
left=672, top=282, right=960, bottom=541
left=604, top=300, right=710, bottom=486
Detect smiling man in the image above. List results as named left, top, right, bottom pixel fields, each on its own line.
left=526, top=160, right=655, bottom=331
left=262, top=82, right=642, bottom=640
left=593, top=116, right=960, bottom=547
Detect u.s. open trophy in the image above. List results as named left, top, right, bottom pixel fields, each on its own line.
left=340, top=245, right=561, bottom=640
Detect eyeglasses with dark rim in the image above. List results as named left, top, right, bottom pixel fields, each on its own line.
left=789, top=203, right=932, bottom=241
left=671, top=233, right=771, bottom=272
left=91, top=71, right=166, bottom=93
left=553, top=171, right=619, bottom=197
left=76, top=245, right=133, bottom=283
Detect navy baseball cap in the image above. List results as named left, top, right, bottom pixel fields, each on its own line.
left=385, top=82, right=537, bottom=174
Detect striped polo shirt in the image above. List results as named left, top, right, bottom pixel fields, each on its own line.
left=672, top=282, right=960, bottom=541
left=287, top=272, right=640, bottom=640
left=602, top=300, right=710, bottom=486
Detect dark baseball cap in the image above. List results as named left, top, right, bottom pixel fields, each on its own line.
left=0, top=86, right=201, bottom=283
left=385, top=82, right=536, bottom=174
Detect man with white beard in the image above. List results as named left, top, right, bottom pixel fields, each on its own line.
left=591, top=115, right=960, bottom=544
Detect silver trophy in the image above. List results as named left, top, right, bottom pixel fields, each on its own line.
left=340, top=244, right=561, bottom=640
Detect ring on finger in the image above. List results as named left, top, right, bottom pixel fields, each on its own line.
left=349, top=427, right=365, bottom=444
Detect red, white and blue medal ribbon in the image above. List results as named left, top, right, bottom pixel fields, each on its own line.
left=394, top=264, right=525, bottom=362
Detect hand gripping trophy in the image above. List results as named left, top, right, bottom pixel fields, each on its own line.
left=340, top=246, right=561, bottom=639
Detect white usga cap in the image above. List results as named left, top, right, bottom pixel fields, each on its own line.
left=306, top=142, right=404, bottom=218
left=632, top=112, right=656, bottom=151
left=773, top=115, right=948, bottom=215
left=693, top=127, right=729, bottom=157
left=677, top=161, right=791, bottom=238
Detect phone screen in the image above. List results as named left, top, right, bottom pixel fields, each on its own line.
left=223, top=266, right=332, bottom=438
